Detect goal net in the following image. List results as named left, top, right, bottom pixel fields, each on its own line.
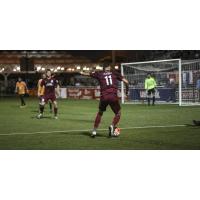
left=121, top=59, right=200, bottom=106
left=181, top=59, right=200, bottom=105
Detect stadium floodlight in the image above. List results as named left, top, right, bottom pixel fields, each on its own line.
left=37, top=66, right=41, bottom=71
left=96, top=65, right=100, bottom=70
left=121, top=58, right=200, bottom=106
left=115, top=66, right=119, bottom=69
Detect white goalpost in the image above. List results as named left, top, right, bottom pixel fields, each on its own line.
left=121, top=58, right=200, bottom=106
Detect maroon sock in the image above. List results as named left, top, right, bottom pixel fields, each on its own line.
left=112, top=112, right=121, bottom=127
left=94, top=112, right=103, bottom=129
left=54, top=107, right=58, bottom=116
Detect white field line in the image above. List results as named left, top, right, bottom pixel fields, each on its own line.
left=0, top=124, right=186, bottom=136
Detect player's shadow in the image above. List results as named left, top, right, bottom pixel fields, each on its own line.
left=185, top=124, right=200, bottom=128
left=30, top=116, right=52, bottom=119
left=66, top=118, right=93, bottom=123
left=80, top=131, right=107, bottom=138
left=31, top=110, right=39, bottom=113
left=59, top=131, right=107, bottom=138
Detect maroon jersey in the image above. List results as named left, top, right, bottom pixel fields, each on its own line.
left=41, top=77, right=58, bottom=96
left=90, top=70, right=123, bottom=97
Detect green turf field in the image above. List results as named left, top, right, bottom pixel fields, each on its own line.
left=0, top=97, right=200, bottom=149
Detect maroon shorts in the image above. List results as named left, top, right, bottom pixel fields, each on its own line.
left=99, top=94, right=121, bottom=114
left=42, top=94, right=56, bottom=104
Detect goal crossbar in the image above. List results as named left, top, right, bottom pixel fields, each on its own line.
left=121, top=59, right=183, bottom=105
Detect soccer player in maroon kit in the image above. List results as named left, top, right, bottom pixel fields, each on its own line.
left=37, top=69, right=60, bottom=119
left=81, top=64, right=129, bottom=137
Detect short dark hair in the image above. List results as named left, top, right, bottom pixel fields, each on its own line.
left=102, top=63, right=114, bottom=71
left=102, top=63, right=109, bottom=69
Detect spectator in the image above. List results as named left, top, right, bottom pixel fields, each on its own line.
left=167, top=78, right=176, bottom=102
left=196, top=75, right=200, bottom=102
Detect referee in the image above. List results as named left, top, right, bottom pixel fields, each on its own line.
left=145, top=73, right=157, bottom=106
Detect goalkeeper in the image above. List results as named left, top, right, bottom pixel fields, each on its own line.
left=145, top=73, right=157, bottom=106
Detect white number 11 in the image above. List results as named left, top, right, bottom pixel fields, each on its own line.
left=105, top=75, right=113, bottom=85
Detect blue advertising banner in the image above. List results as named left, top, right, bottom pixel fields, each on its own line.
left=129, top=88, right=176, bottom=102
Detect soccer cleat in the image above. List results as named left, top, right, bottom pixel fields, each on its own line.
left=91, top=130, right=97, bottom=138
left=54, top=116, right=58, bottom=120
left=193, top=120, right=200, bottom=126
left=109, top=125, right=114, bottom=137
left=20, top=105, right=26, bottom=108
left=37, top=113, right=43, bottom=119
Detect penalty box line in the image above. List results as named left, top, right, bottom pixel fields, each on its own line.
left=0, top=124, right=187, bottom=136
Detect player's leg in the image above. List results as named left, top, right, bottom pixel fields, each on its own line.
left=38, top=96, right=42, bottom=112
left=92, top=110, right=104, bottom=137
left=22, top=94, right=26, bottom=106
left=49, top=100, right=52, bottom=113
left=172, top=88, right=176, bottom=102
left=37, top=97, right=46, bottom=118
left=152, top=88, right=156, bottom=105
left=109, top=100, right=121, bottom=137
left=20, top=94, right=26, bottom=106
left=52, top=100, right=58, bottom=119
left=92, top=100, right=107, bottom=137
left=19, top=94, right=23, bottom=106
left=147, top=90, right=151, bottom=106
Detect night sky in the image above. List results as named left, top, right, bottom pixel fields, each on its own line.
left=65, top=50, right=111, bottom=61
left=0, top=50, right=200, bottom=63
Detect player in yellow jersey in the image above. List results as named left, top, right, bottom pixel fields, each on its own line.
left=15, top=77, right=28, bottom=107
left=145, top=73, right=157, bottom=106
left=37, top=74, right=52, bottom=113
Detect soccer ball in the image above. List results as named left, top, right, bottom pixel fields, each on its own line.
left=113, top=127, right=121, bottom=137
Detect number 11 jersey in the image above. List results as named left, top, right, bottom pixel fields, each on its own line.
left=90, top=70, right=123, bottom=98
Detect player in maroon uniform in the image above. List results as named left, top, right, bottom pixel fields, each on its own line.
left=37, top=69, right=60, bottom=119
left=81, top=64, right=129, bottom=137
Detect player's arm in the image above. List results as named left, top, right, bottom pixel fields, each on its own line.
left=122, top=78, right=129, bottom=95
left=54, top=80, right=60, bottom=97
left=15, top=83, right=18, bottom=94
left=145, top=79, right=148, bottom=90
left=153, top=78, right=157, bottom=88
left=115, top=71, right=129, bottom=95
left=55, top=84, right=60, bottom=97
left=40, top=79, right=45, bottom=87
left=37, top=80, right=41, bottom=97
